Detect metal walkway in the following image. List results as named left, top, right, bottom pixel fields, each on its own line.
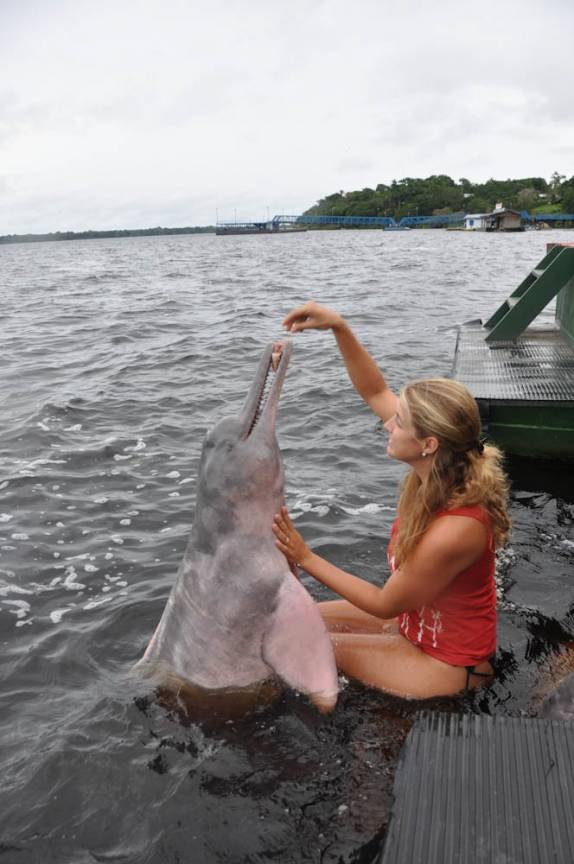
left=453, top=323, right=574, bottom=401
left=380, top=712, right=574, bottom=864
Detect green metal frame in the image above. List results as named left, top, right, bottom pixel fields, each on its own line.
left=479, top=401, right=574, bottom=460
left=556, top=269, right=574, bottom=343
left=485, top=246, right=574, bottom=342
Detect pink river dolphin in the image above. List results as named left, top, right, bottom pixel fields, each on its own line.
left=136, top=340, right=338, bottom=712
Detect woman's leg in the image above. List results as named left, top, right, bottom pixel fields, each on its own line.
left=319, top=599, right=399, bottom=634
left=331, top=630, right=489, bottom=699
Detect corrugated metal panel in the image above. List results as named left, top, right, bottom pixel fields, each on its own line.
left=453, top=325, right=574, bottom=400
left=380, top=713, right=574, bottom=864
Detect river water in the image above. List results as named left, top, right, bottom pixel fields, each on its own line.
left=1, top=229, right=573, bottom=863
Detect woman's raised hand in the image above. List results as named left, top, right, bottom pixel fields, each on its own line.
left=282, top=301, right=344, bottom=333
left=273, top=506, right=312, bottom=569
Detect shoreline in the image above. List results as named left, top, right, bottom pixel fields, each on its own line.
left=0, top=226, right=214, bottom=246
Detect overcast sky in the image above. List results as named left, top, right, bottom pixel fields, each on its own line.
left=2, top=0, right=573, bottom=234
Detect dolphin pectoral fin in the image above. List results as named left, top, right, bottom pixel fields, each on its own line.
left=262, top=575, right=339, bottom=712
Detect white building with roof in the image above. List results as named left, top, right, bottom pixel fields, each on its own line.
left=464, top=213, right=488, bottom=230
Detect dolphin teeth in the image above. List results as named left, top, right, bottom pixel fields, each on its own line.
left=245, top=357, right=275, bottom=437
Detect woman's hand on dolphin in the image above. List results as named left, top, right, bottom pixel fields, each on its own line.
left=273, top=506, right=311, bottom=569
left=283, top=301, right=344, bottom=334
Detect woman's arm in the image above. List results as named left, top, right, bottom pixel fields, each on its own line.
left=283, top=302, right=398, bottom=422
left=273, top=508, right=488, bottom=618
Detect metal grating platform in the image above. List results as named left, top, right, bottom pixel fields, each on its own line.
left=453, top=324, right=574, bottom=401
left=380, top=712, right=574, bottom=864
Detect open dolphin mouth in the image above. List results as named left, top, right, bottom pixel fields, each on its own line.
left=241, top=340, right=292, bottom=440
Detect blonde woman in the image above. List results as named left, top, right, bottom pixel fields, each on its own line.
left=273, top=302, right=511, bottom=699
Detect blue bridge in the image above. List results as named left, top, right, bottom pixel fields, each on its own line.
left=272, top=213, right=470, bottom=228
left=216, top=211, right=574, bottom=233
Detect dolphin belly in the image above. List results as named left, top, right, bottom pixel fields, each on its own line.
left=138, top=548, right=338, bottom=707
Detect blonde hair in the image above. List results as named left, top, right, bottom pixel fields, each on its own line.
left=393, top=378, right=511, bottom=566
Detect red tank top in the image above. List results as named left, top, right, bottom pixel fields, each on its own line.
left=388, top=506, right=496, bottom=666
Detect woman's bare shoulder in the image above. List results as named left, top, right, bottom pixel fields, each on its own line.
left=420, top=514, right=488, bottom=559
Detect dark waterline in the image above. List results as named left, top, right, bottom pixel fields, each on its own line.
left=1, top=230, right=573, bottom=863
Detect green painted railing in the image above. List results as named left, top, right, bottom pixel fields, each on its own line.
left=485, top=246, right=574, bottom=342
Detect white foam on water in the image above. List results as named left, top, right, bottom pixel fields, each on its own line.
left=340, top=503, right=391, bottom=515
left=290, top=490, right=392, bottom=519
left=110, top=536, right=124, bottom=544
left=166, top=471, right=181, bottom=478
left=313, top=505, right=330, bottom=517
left=0, top=514, right=13, bottom=522
left=63, top=566, right=86, bottom=591
left=4, top=599, right=31, bottom=618
left=0, top=581, right=32, bottom=597
left=119, top=519, right=131, bottom=526
left=64, top=424, right=83, bottom=432
left=25, top=458, right=67, bottom=468
left=83, top=596, right=112, bottom=610
left=125, top=438, right=146, bottom=452
left=291, top=500, right=331, bottom=517
left=11, top=533, right=29, bottom=540
left=94, top=497, right=108, bottom=504
left=50, top=607, right=73, bottom=624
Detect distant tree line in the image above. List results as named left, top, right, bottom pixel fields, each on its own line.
left=0, top=225, right=215, bottom=245
left=305, top=173, right=574, bottom=221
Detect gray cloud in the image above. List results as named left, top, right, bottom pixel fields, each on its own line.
left=1, top=0, right=573, bottom=233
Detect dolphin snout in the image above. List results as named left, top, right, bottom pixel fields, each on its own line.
left=238, top=340, right=292, bottom=441
left=271, top=340, right=285, bottom=371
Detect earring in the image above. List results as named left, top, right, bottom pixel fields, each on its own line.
left=421, top=451, right=427, bottom=457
